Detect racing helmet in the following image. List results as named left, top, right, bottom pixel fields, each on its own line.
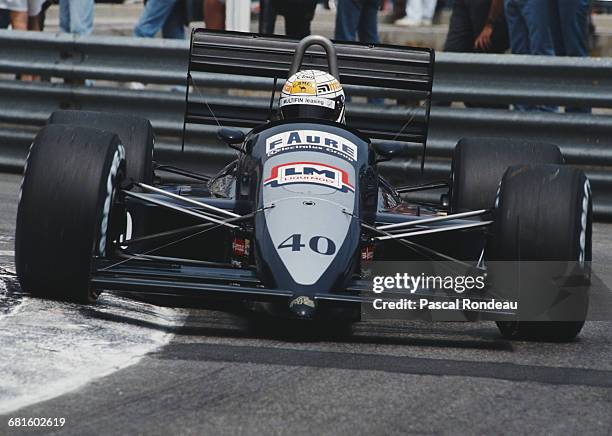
left=279, top=70, right=346, bottom=124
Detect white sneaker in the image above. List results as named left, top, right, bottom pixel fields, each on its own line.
left=395, top=17, right=422, bottom=27
left=422, top=19, right=433, bottom=26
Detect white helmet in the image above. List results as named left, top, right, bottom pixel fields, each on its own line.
left=279, top=69, right=346, bottom=124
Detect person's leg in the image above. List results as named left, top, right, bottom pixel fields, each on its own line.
left=335, top=0, right=360, bottom=41
left=59, top=0, right=70, bottom=33
left=520, top=0, right=556, bottom=111
left=504, top=0, right=532, bottom=111
left=406, top=0, right=423, bottom=20
left=554, top=0, right=590, bottom=113
left=422, top=0, right=437, bottom=22
left=0, top=9, right=10, bottom=28
left=457, top=0, right=507, bottom=108
left=204, top=0, right=225, bottom=30
left=556, top=0, right=589, bottom=57
left=548, top=0, right=564, bottom=56
left=66, top=0, right=94, bottom=35
left=443, top=0, right=473, bottom=52
left=134, top=0, right=177, bottom=38
left=504, top=0, right=529, bottom=55
left=259, top=0, right=277, bottom=34
left=10, top=10, right=28, bottom=30
left=359, top=0, right=382, bottom=104
left=520, top=0, right=554, bottom=55
left=357, top=0, right=380, bottom=44
left=161, top=0, right=186, bottom=39
left=284, top=0, right=317, bottom=38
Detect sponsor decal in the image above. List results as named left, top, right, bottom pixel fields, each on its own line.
left=361, top=245, right=375, bottom=262
left=232, top=237, right=250, bottom=257
left=265, top=130, right=357, bottom=161
left=295, top=71, right=315, bottom=80
left=280, top=96, right=335, bottom=109
left=317, top=82, right=342, bottom=94
left=264, top=161, right=354, bottom=192
left=290, top=80, right=316, bottom=95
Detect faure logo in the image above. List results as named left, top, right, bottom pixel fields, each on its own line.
left=264, top=162, right=354, bottom=192
left=266, top=130, right=357, bottom=161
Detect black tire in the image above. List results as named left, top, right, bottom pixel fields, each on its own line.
left=450, top=137, right=564, bottom=212
left=490, top=164, right=592, bottom=342
left=48, top=110, right=154, bottom=184
left=15, top=125, right=126, bottom=303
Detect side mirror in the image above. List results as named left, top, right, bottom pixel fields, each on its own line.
left=372, top=142, right=411, bottom=160
left=217, top=127, right=246, bottom=152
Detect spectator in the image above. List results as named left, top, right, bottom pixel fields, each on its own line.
left=395, top=0, right=437, bottom=26
left=134, top=0, right=186, bottom=39
left=0, top=0, right=43, bottom=31
left=439, top=0, right=507, bottom=109
left=260, top=0, right=318, bottom=38
left=59, top=0, right=94, bottom=36
left=504, top=0, right=555, bottom=111
left=444, top=0, right=507, bottom=53
left=549, top=0, right=591, bottom=113
left=335, top=0, right=380, bottom=44
left=204, top=0, right=225, bottom=30
left=335, top=0, right=382, bottom=103
left=0, top=0, right=44, bottom=81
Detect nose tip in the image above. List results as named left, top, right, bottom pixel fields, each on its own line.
left=289, top=295, right=317, bottom=319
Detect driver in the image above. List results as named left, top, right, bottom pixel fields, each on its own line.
left=279, top=70, right=346, bottom=124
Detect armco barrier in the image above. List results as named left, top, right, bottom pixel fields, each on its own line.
left=1, top=30, right=612, bottom=219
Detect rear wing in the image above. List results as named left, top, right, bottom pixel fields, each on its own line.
left=183, top=29, right=435, bottom=145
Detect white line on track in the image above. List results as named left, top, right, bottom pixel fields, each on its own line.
left=0, top=251, right=14, bottom=256
left=0, top=293, right=186, bottom=414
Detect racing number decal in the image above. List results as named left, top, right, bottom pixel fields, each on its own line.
left=310, top=236, right=336, bottom=255
left=278, top=234, right=336, bottom=255
left=278, top=234, right=305, bottom=251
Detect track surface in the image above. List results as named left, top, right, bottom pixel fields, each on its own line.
left=1, top=172, right=611, bottom=435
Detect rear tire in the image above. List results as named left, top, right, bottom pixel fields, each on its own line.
left=450, top=137, right=563, bottom=212
left=490, top=164, right=592, bottom=342
left=15, top=125, right=126, bottom=303
left=48, top=110, right=153, bottom=184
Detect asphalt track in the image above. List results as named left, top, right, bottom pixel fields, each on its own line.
left=0, top=172, right=611, bottom=435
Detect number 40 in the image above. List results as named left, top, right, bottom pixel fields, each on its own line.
left=278, top=234, right=336, bottom=255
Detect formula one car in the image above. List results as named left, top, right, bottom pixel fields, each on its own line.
left=15, top=31, right=592, bottom=341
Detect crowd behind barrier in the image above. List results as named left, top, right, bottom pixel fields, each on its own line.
left=0, top=0, right=605, bottom=112
left=0, top=1, right=611, bottom=218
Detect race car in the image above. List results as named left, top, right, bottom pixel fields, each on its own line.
left=15, top=30, right=592, bottom=341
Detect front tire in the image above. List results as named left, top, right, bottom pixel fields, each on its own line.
left=15, top=125, right=126, bottom=303
left=490, top=164, right=592, bottom=341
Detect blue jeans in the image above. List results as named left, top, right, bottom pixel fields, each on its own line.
left=335, top=0, right=383, bottom=104
left=549, top=0, right=591, bottom=113
left=60, top=0, right=94, bottom=36
left=504, top=0, right=556, bottom=112
left=134, top=0, right=185, bottom=39
left=334, top=0, right=380, bottom=44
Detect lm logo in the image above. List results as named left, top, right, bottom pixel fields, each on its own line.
left=264, top=162, right=354, bottom=192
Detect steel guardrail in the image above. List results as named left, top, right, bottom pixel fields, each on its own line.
left=1, top=30, right=612, bottom=219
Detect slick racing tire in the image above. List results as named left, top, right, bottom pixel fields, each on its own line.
left=449, top=137, right=563, bottom=212
left=15, top=125, right=126, bottom=303
left=48, top=110, right=154, bottom=185
left=489, top=164, right=592, bottom=342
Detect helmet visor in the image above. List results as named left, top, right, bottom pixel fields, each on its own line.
left=280, top=95, right=343, bottom=123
